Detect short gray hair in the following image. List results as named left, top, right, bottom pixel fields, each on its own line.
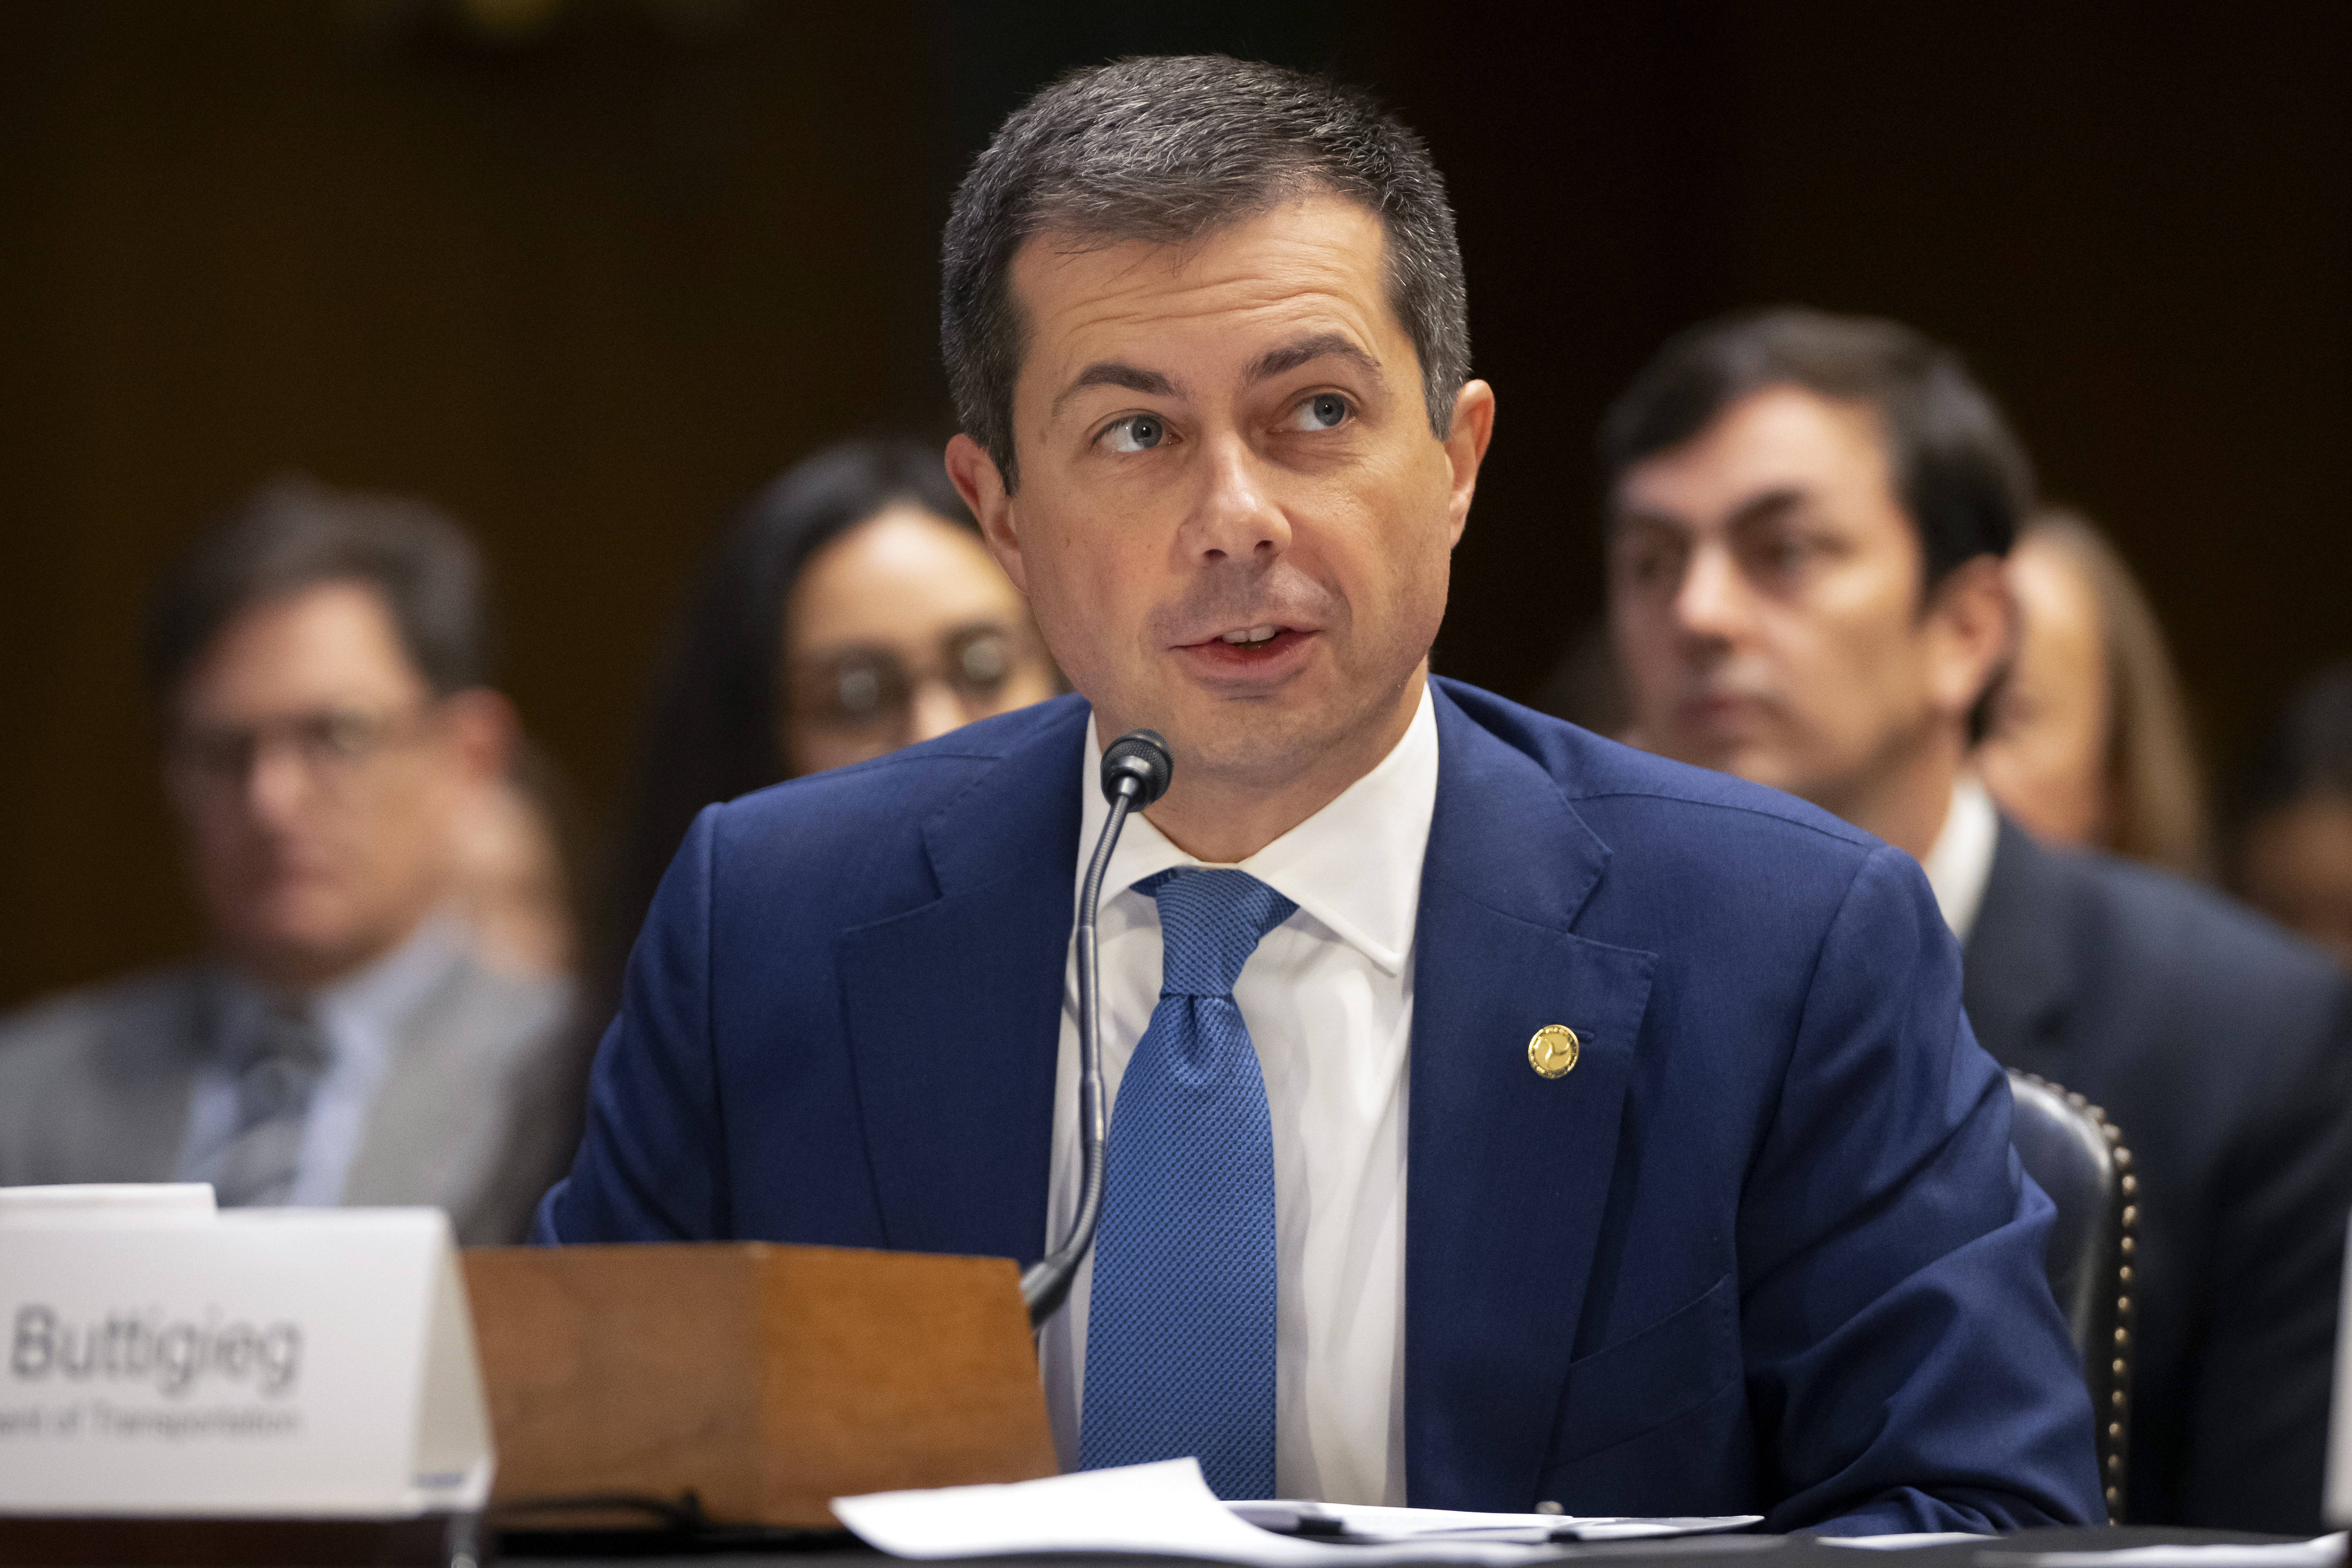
left=941, top=54, right=1471, bottom=493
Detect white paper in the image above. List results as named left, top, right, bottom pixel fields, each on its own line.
left=1234, top=1501, right=1760, bottom=1543
left=0, top=1192, right=493, bottom=1517
left=834, top=1458, right=1757, bottom=1565
left=837, top=1460, right=1334, bottom=1564
left=2004, top=1538, right=2346, bottom=1568
left=1822, top=1534, right=1988, bottom=1549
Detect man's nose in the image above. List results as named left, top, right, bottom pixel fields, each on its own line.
left=907, top=679, right=967, bottom=746
left=1672, top=543, right=1750, bottom=647
left=241, top=739, right=316, bottom=825
left=1184, top=435, right=1292, bottom=564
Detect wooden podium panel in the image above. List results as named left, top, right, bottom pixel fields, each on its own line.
left=463, top=1242, right=1058, bottom=1527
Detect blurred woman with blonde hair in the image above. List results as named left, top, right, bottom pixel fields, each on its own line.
left=1977, top=507, right=2210, bottom=877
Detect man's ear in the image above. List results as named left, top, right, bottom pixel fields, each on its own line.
left=1924, top=554, right=2017, bottom=721
left=1442, top=379, right=1497, bottom=547
left=443, top=688, right=518, bottom=791
left=946, top=434, right=1027, bottom=593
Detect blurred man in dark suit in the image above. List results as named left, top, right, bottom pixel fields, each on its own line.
left=1603, top=306, right=2352, bottom=1532
left=0, top=478, right=575, bottom=1243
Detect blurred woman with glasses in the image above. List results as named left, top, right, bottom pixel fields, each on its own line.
left=601, top=438, right=1060, bottom=1005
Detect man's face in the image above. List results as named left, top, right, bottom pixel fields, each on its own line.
left=951, top=194, right=1490, bottom=803
left=164, top=580, right=505, bottom=991
left=1608, top=385, right=1981, bottom=814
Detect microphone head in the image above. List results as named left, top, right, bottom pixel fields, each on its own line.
left=1101, top=729, right=1174, bottom=807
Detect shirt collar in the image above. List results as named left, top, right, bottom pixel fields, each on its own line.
left=312, top=914, right=468, bottom=1045
left=1921, top=771, right=2000, bottom=942
left=212, top=915, right=469, bottom=1066
left=1074, top=681, right=1440, bottom=976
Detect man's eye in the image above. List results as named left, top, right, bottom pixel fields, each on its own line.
left=1101, top=414, right=1165, bottom=453
left=1288, top=392, right=1350, bottom=431
left=317, top=711, right=379, bottom=759
left=1612, top=535, right=1681, bottom=588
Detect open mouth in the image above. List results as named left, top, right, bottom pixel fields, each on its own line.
left=1178, top=623, right=1314, bottom=676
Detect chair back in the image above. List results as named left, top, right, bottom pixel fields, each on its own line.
left=2005, top=1070, right=2135, bottom=1524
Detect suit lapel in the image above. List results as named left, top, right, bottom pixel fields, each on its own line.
left=1960, top=817, right=2073, bottom=1077
left=835, top=701, right=1089, bottom=1265
left=343, top=954, right=567, bottom=1239
left=341, top=960, right=483, bottom=1213
left=46, top=968, right=212, bottom=1186
left=1407, top=688, right=1658, bottom=1508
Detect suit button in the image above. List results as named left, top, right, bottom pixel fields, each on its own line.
left=1528, top=1025, right=1580, bottom=1078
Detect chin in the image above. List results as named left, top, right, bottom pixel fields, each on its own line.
left=228, top=910, right=375, bottom=988
left=1195, top=686, right=1395, bottom=783
left=1640, top=723, right=1728, bottom=768
left=1647, top=717, right=1763, bottom=777
left=1168, top=704, right=1318, bottom=778
left=1691, top=737, right=1780, bottom=784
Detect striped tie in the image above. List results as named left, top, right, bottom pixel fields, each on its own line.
left=211, top=1006, right=328, bottom=1207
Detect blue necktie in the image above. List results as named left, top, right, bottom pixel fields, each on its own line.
left=1080, top=868, right=1296, bottom=1499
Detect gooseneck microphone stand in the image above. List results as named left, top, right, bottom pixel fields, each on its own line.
left=1021, top=728, right=1174, bottom=1327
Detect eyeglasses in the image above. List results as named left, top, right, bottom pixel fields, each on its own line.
left=786, top=624, right=1041, bottom=734
left=167, top=705, right=437, bottom=798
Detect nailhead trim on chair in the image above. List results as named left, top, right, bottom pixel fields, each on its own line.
left=2017, top=1071, right=2136, bottom=1526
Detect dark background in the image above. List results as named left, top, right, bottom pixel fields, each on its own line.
left=3, top=0, right=2345, bottom=1009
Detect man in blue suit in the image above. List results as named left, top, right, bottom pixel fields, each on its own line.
left=540, top=56, right=2101, bottom=1532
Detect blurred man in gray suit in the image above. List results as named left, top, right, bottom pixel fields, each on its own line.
left=0, top=478, right=575, bottom=1243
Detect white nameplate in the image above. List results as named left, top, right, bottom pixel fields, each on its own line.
left=0, top=1186, right=493, bottom=1517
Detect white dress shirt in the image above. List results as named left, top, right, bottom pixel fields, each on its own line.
left=1921, top=772, right=2000, bottom=943
left=1040, top=682, right=1440, bottom=1506
left=176, top=915, right=469, bottom=1205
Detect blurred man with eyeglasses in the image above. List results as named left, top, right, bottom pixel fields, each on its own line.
left=0, top=477, right=576, bottom=1243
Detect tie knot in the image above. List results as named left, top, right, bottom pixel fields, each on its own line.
left=237, top=1007, right=327, bottom=1076
left=1139, top=868, right=1297, bottom=998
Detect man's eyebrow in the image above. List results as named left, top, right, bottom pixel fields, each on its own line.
left=1053, top=361, right=1178, bottom=418
left=1609, top=488, right=1806, bottom=534
left=1726, top=488, right=1808, bottom=528
left=1245, top=333, right=1380, bottom=384
left=1608, top=504, right=1687, bottom=536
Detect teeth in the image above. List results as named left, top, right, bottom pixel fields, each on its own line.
left=1221, top=625, right=1280, bottom=644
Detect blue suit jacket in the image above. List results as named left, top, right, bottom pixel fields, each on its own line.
left=539, top=679, right=2103, bottom=1533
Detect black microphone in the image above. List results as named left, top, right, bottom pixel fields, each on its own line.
left=1021, top=728, right=1174, bottom=1325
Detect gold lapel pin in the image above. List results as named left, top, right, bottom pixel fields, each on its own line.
left=1528, top=1024, right=1580, bottom=1079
